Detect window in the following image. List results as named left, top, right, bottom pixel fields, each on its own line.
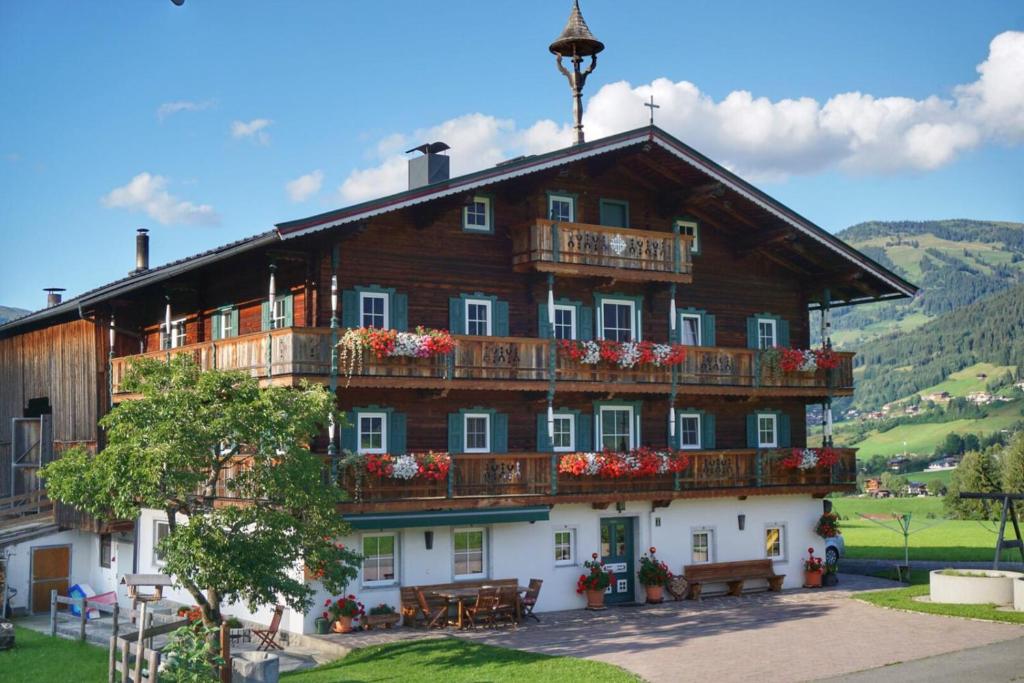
left=360, top=292, right=389, bottom=329
left=358, top=413, right=387, bottom=454
left=160, top=319, right=186, bottom=349
left=553, top=305, right=576, bottom=340
left=453, top=528, right=487, bottom=579
left=765, top=525, right=785, bottom=560
left=599, top=199, right=629, bottom=228
left=465, top=299, right=492, bottom=336
left=270, top=298, right=287, bottom=330
left=153, top=520, right=170, bottom=566
left=99, top=533, right=112, bottom=569
left=691, top=528, right=714, bottom=564
left=676, top=219, right=699, bottom=254
left=554, top=528, right=576, bottom=566
left=757, top=413, right=778, bottom=448
left=362, top=534, right=398, bottom=585
left=219, top=309, right=234, bottom=339
left=599, top=406, right=634, bottom=451
left=552, top=414, right=575, bottom=452
left=600, top=300, right=635, bottom=342
left=548, top=194, right=575, bottom=222
left=464, top=413, right=490, bottom=453
left=678, top=413, right=701, bottom=450
left=463, top=196, right=492, bottom=232
left=757, top=318, right=777, bottom=349
left=679, top=314, right=701, bottom=346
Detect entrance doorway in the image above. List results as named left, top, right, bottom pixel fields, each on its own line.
left=31, top=544, right=70, bottom=613
left=600, top=517, right=635, bottom=604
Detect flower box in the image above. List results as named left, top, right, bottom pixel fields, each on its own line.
left=364, top=613, right=401, bottom=630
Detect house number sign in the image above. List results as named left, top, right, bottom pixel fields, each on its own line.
left=605, top=562, right=627, bottom=573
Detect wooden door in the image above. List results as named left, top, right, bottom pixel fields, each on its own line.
left=31, top=545, right=70, bottom=613
left=600, top=517, right=635, bottom=604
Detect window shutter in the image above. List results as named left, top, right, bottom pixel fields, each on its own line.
left=447, top=413, right=463, bottom=454
left=536, top=414, right=552, bottom=452
left=448, top=297, right=465, bottom=335
left=494, top=300, right=510, bottom=337
left=283, top=294, right=294, bottom=328
left=537, top=304, right=551, bottom=339
left=778, top=412, right=791, bottom=447
left=230, top=308, right=239, bottom=337
left=634, top=305, right=643, bottom=342
left=391, top=292, right=408, bottom=331
left=261, top=301, right=270, bottom=332
left=212, top=313, right=222, bottom=341
left=340, top=413, right=357, bottom=453
left=341, top=290, right=359, bottom=328
left=701, top=412, right=716, bottom=450
left=778, top=318, right=791, bottom=348
left=389, top=411, right=407, bottom=455
left=578, top=305, right=594, bottom=340
left=746, top=414, right=758, bottom=448
left=492, top=412, right=508, bottom=453
left=746, top=316, right=759, bottom=349
left=576, top=413, right=593, bottom=451
left=702, top=313, right=716, bottom=347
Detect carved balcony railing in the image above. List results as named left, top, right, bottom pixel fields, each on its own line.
left=513, top=219, right=693, bottom=283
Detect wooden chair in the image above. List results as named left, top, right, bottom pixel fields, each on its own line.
left=521, top=578, right=543, bottom=622
left=494, top=586, right=519, bottom=625
left=253, top=605, right=284, bottom=651
left=415, top=588, right=448, bottom=629
left=462, top=587, right=500, bottom=628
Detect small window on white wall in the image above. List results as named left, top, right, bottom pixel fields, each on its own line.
left=554, top=528, right=576, bottom=566
left=153, top=520, right=170, bottom=566
left=453, top=528, right=487, bottom=579
left=765, top=524, right=786, bottom=560
left=691, top=528, right=714, bottom=564
left=362, top=533, right=398, bottom=586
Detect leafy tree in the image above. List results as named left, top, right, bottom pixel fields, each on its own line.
left=42, top=356, right=359, bottom=626
left=944, top=449, right=1003, bottom=520
left=962, top=433, right=981, bottom=453
left=940, top=433, right=965, bottom=457
left=880, top=472, right=908, bottom=496
left=1001, top=432, right=1024, bottom=517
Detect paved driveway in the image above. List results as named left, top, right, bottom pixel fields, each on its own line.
left=455, top=574, right=1024, bottom=682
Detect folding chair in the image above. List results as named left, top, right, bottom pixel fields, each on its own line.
left=253, top=605, right=284, bottom=651
left=521, top=578, right=543, bottom=622
left=416, top=589, right=448, bottom=629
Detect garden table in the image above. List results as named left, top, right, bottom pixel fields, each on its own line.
left=430, top=588, right=480, bottom=629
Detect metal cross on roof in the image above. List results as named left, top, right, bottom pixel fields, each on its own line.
left=645, top=95, right=660, bottom=125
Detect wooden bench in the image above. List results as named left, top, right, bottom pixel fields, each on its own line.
left=683, top=560, right=785, bottom=600
left=400, top=578, right=520, bottom=627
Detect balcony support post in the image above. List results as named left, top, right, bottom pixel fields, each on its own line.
left=328, top=245, right=340, bottom=481
left=672, top=222, right=681, bottom=276
left=266, top=264, right=276, bottom=378
left=447, top=462, right=454, bottom=499
left=549, top=216, right=560, bottom=263
left=108, top=317, right=115, bottom=410
left=755, top=449, right=763, bottom=487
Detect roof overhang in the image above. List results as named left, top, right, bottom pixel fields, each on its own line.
left=343, top=505, right=551, bottom=530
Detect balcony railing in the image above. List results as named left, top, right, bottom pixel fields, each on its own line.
left=338, top=448, right=858, bottom=506
left=513, top=219, right=693, bottom=282
left=110, top=328, right=854, bottom=394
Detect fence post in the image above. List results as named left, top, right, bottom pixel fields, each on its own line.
left=134, top=602, right=147, bottom=683
left=220, top=621, right=232, bottom=683
left=108, top=635, right=117, bottom=683
left=78, top=597, right=87, bottom=641
left=111, top=601, right=120, bottom=641
left=50, top=590, right=57, bottom=636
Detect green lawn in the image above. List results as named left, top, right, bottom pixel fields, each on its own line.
left=856, top=583, right=1024, bottom=625
left=902, top=469, right=953, bottom=487
left=0, top=626, right=109, bottom=683
left=283, top=639, right=639, bottom=682
left=914, top=362, right=1018, bottom=400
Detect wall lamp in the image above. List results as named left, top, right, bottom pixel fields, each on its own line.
left=737, top=514, right=746, bottom=531
left=424, top=530, right=434, bottom=550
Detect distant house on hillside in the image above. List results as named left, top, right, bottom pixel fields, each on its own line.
left=967, top=391, right=994, bottom=405
left=864, top=478, right=881, bottom=495
left=904, top=405, right=919, bottom=415
left=976, top=372, right=988, bottom=380
left=926, top=456, right=958, bottom=471
left=888, top=456, right=910, bottom=473
left=906, top=481, right=928, bottom=496
left=925, top=391, right=950, bottom=402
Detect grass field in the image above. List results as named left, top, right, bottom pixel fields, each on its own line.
left=914, top=362, right=1018, bottom=400
left=0, top=626, right=109, bottom=683
left=856, top=583, right=1024, bottom=625
left=901, top=469, right=954, bottom=487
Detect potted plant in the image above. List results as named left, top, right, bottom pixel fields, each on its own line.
left=803, top=547, right=824, bottom=588
left=637, top=546, right=673, bottom=603
left=326, top=595, right=365, bottom=633
left=814, top=512, right=841, bottom=539
left=823, top=560, right=839, bottom=587
left=576, top=553, right=614, bottom=610
left=364, top=603, right=400, bottom=630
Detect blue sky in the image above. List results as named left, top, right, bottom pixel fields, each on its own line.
left=1, top=1, right=1022, bottom=311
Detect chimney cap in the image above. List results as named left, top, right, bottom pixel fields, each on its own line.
left=43, top=287, right=66, bottom=293
left=136, top=227, right=149, bottom=234
left=405, top=142, right=450, bottom=156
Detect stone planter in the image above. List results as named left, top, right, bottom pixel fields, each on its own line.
left=1014, top=577, right=1024, bottom=612
left=643, top=584, right=664, bottom=604
left=585, top=589, right=606, bottom=610
left=929, top=569, right=1024, bottom=606
left=232, top=651, right=279, bottom=683
left=364, top=613, right=400, bottom=629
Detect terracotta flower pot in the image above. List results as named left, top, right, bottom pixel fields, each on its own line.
left=331, top=616, right=354, bottom=633
left=804, top=570, right=823, bottom=588
left=644, top=584, right=664, bottom=604
left=585, top=589, right=606, bottom=609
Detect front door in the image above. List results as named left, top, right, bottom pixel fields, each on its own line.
left=31, top=545, right=70, bottom=613
left=600, top=517, right=635, bottom=604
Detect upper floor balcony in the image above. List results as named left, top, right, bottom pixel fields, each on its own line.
left=111, top=327, right=854, bottom=398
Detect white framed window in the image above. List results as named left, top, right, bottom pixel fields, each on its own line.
left=160, top=319, right=187, bottom=349
left=453, top=528, right=487, bottom=579
left=676, top=219, right=699, bottom=254
left=464, top=413, right=490, bottom=453
left=99, top=533, right=112, bottom=569
left=765, top=524, right=786, bottom=561
left=691, top=527, right=715, bottom=564
left=678, top=413, right=701, bottom=450
left=552, top=414, right=575, bottom=452
left=553, top=305, right=576, bottom=340
left=463, top=196, right=492, bottom=232
left=359, top=292, right=389, bottom=329
left=465, top=299, right=492, bottom=336
left=679, top=314, right=701, bottom=346
left=757, top=413, right=778, bottom=448
left=757, top=318, right=777, bottom=349
left=270, top=298, right=287, bottom=330
left=548, top=194, right=575, bottom=223
left=598, top=406, right=635, bottom=451
left=362, top=533, right=398, bottom=586
left=358, top=412, right=387, bottom=454
left=553, top=528, right=576, bottom=566
left=153, top=520, right=170, bottom=566
left=599, top=299, right=636, bottom=342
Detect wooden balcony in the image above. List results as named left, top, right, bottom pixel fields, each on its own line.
left=337, top=448, right=858, bottom=512
left=513, top=219, right=693, bottom=283
left=111, top=328, right=854, bottom=396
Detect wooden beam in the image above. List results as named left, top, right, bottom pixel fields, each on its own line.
left=736, top=229, right=797, bottom=255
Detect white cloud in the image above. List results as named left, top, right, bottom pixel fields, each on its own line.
left=157, top=99, right=215, bottom=121
left=102, top=172, right=220, bottom=226
left=334, top=30, right=1024, bottom=201
left=285, top=170, right=324, bottom=202
left=230, top=118, right=272, bottom=144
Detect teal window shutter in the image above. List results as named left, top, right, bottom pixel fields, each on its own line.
left=448, top=297, right=465, bottom=334
left=777, top=412, right=791, bottom=447
left=494, top=300, right=509, bottom=337
left=702, top=313, right=716, bottom=347
left=389, top=411, right=407, bottom=455
left=340, top=413, right=357, bottom=453
left=745, top=414, right=758, bottom=448
left=212, top=312, right=222, bottom=340
left=746, top=316, right=759, bottom=349
left=778, top=318, right=791, bottom=348
left=230, top=309, right=239, bottom=338
left=578, top=305, right=594, bottom=340
left=701, top=412, right=716, bottom=449
left=391, top=292, right=408, bottom=331
left=538, top=304, right=551, bottom=339
left=283, top=294, right=294, bottom=328
left=447, top=413, right=464, bottom=454
left=341, top=289, right=359, bottom=328
left=261, top=301, right=270, bottom=331
left=536, top=414, right=552, bottom=452
left=492, top=412, right=509, bottom=453
left=576, top=413, right=593, bottom=451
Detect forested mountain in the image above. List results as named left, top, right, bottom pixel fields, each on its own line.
left=0, top=305, right=29, bottom=324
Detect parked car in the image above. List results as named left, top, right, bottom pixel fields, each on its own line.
left=825, top=534, right=845, bottom=565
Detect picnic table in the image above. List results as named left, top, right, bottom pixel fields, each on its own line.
left=430, top=585, right=529, bottom=629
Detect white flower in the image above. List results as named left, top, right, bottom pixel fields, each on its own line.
left=798, top=449, right=819, bottom=470
left=391, top=454, right=420, bottom=479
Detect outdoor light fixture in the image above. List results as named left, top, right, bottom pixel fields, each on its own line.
left=424, top=530, right=434, bottom=550
left=615, top=501, right=626, bottom=513
left=737, top=514, right=746, bottom=531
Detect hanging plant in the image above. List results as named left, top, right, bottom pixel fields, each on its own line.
left=773, top=447, right=840, bottom=470
left=354, top=451, right=451, bottom=481
left=768, top=347, right=842, bottom=373
left=337, top=327, right=455, bottom=385
left=558, top=448, right=690, bottom=478
left=558, top=340, right=686, bottom=370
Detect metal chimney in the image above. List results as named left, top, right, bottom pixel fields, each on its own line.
left=406, top=142, right=450, bottom=190
left=44, top=287, right=65, bottom=307
left=133, top=228, right=150, bottom=274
